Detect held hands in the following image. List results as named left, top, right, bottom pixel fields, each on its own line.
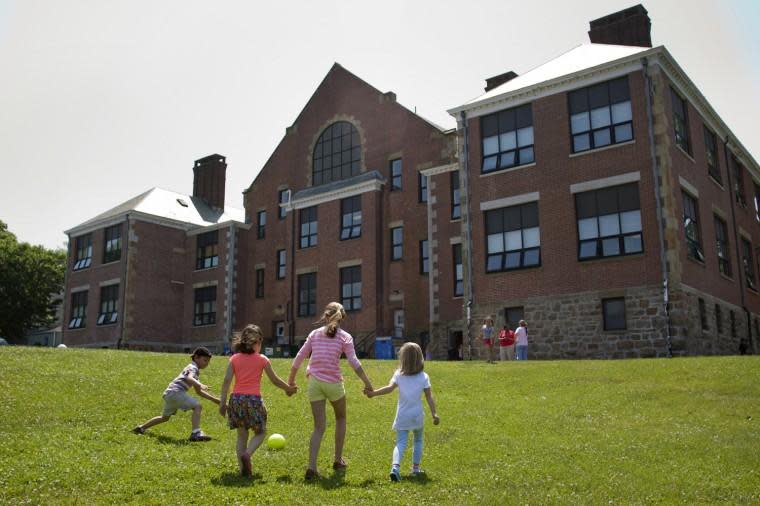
left=285, top=384, right=298, bottom=396
left=363, top=387, right=375, bottom=398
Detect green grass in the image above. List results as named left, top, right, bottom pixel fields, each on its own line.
left=1, top=348, right=758, bottom=505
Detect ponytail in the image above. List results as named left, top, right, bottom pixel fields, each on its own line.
left=317, top=302, right=346, bottom=337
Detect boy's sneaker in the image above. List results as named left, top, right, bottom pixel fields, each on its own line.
left=131, top=426, right=145, bottom=435
left=412, top=468, right=426, bottom=476
left=188, top=430, right=212, bottom=442
left=389, top=467, right=401, bottom=482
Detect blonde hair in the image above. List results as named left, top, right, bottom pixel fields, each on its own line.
left=316, top=302, right=346, bottom=337
left=398, top=342, right=424, bottom=375
left=232, top=324, right=263, bottom=354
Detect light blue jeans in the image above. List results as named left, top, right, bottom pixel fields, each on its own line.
left=393, top=428, right=424, bottom=467
left=516, top=345, right=528, bottom=360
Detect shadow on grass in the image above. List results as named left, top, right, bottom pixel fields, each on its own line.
left=151, top=434, right=192, bottom=446
left=211, top=472, right=264, bottom=487
left=406, top=473, right=431, bottom=486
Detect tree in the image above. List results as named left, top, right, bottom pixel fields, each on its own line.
left=0, top=221, right=66, bottom=342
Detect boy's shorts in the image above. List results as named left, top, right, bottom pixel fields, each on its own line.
left=162, top=391, right=200, bottom=416
left=307, top=377, right=345, bottom=403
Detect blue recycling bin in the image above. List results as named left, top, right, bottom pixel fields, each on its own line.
left=374, top=337, right=394, bottom=359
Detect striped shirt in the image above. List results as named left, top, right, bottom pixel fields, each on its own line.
left=292, top=327, right=362, bottom=383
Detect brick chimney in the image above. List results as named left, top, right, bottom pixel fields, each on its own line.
left=193, top=154, right=227, bottom=210
left=589, top=4, right=652, bottom=48
left=484, top=71, right=519, bottom=92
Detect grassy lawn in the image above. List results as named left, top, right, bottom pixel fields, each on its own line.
left=1, top=348, right=758, bottom=505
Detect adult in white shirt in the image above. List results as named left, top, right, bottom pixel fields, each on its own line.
left=515, top=320, right=529, bottom=360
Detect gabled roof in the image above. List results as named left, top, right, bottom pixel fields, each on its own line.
left=65, top=187, right=245, bottom=236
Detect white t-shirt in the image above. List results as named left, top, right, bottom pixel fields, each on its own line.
left=515, top=326, right=528, bottom=346
left=390, top=370, right=431, bottom=430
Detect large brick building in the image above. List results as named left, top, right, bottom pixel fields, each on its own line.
left=63, top=5, right=759, bottom=358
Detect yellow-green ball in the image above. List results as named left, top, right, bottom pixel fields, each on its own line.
left=267, top=433, right=286, bottom=450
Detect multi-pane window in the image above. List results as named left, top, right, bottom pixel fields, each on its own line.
left=576, top=183, right=643, bottom=260
left=670, top=87, right=691, bottom=154
left=714, top=215, right=731, bottom=276
left=103, top=225, right=121, bottom=263
left=731, top=155, right=746, bottom=207
left=453, top=244, right=463, bottom=297
left=312, top=121, right=361, bottom=186
left=255, top=268, right=264, bottom=298
left=602, top=297, right=626, bottom=331
left=419, top=240, right=429, bottom=274
left=682, top=191, right=704, bottom=261
left=390, top=159, right=402, bottom=190
left=715, top=304, right=723, bottom=333
left=704, top=127, right=721, bottom=183
left=299, top=206, right=318, bottom=249
left=481, top=103, right=534, bottom=172
left=340, top=196, right=362, bottom=240
left=278, top=189, right=289, bottom=219
left=419, top=173, right=428, bottom=203
left=193, top=286, right=216, bottom=326
left=97, top=284, right=118, bottom=325
left=257, top=210, right=266, bottom=239
left=486, top=202, right=540, bottom=272
left=698, top=298, right=708, bottom=330
left=277, top=249, right=286, bottom=280
left=73, top=234, right=92, bottom=270
left=196, top=230, right=219, bottom=269
left=741, top=237, right=756, bottom=290
left=68, top=291, right=87, bottom=329
left=451, top=171, right=461, bottom=220
left=391, top=227, right=403, bottom=261
left=297, top=273, right=316, bottom=317
left=340, top=266, right=362, bottom=311
left=569, top=77, right=632, bottom=153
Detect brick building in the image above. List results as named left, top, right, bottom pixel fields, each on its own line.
left=63, top=5, right=759, bottom=359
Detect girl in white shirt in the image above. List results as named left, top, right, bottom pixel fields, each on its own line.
left=367, top=342, right=440, bottom=481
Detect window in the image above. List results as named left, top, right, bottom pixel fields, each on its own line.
left=277, top=249, right=286, bottom=280
left=698, top=298, right=708, bottom=330
left=754, top=183, right=760, bottom=223
left=505, top=307, right=524, bottom=332
left=569, top=77, right=632, bottom=153
left=742, top=238, right=756, bottom=290
left=390, top=159, right=402, bottom=190
left=419, top=172, right=428, bottom=203
left=97, top=284, right=118, bottom=325
left=453, top=244, right=463, bottom=297
left=715, top=304, right=723, bottom=333
left=486, top=202, right=540, bottom=272
left=312, top=121, right=361, bottom=186
left=451, top=171, right=461, bottom=220
left=731, top=155, right=746, bottom=207
left=299, top=206, right=318, bottom=249
left=419, top=240, right=429, bottom=274
left=278, top=189, right=289, bottom=219
left=103, top=225, right=121, bottom=263
left=73, top=234, right=92, bottom=270
left=602, top=297, right=626, bottom=331
left=255, top=268, right=264, bottom=298
left=714, top=215, right=731, bottom=276
left=576, top=183, right=642, bottom=260
left=340, top=266, right=361, bottom=311
left=704, top=127, right=721, bottom=183
left=682, top=191, right=704, bottom=261
left=196, top=230, right=219, bottom=269
left=481, top=103, right=534, bottom=172
left=670, top=87, right=691, bottom=154
left=257, top=210, right=266, bottom=239
left=340, top=196, right=361, bottom=240
left=193, top=286, right=216, bottom=326
left=297, top=273, right=316, bottom=317
left=68, top=291, right=87, bottom=329
left=391, top=227, right=403, bottom=261
left=730, top=310, right=737, bottom=338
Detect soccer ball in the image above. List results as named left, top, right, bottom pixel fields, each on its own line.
left=267, top=433, right=286, bottom=450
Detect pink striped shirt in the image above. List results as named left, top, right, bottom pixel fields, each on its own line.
left=292, top=327, right=362, bottom=383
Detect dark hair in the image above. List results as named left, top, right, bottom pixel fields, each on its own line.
left=232, top=324, right=263, bottom=354
left=191, top=346, right=212, bottom=359
left=316, top=302, right=346, bottom=337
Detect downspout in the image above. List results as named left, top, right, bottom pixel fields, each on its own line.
left=642, top=57, right=673, bottom=357
left=723, top=138, right=751, bottom=354
left=460, top=110, right=474, bottom=360
left=117, top=214, right=130, bottom=349
left=62, top=234, right=72, bottom=346
left=224, top=222, right=236, bottom=350
left=289, top=202, right=296, bottom=346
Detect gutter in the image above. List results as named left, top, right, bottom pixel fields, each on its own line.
left=224, top=222, right=236, bottom=349
left=460, top=110, right=475, bottom=360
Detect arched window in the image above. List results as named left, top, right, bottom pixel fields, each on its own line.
left=312, top=121, right=361, bottom=186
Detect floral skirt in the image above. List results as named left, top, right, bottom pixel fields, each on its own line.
left=227, top=394, right=267, bottom=433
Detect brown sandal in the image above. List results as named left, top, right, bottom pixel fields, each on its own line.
left=304, top=468, right=322, bottom=481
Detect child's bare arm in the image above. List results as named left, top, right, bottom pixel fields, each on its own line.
left=196, top=387, right=221, bottom=404
left=218, top=363, right=234, bottom=415
left=265, top=363, right=297, bottom=395
left=353, top=365, right=373, bottom=392
left=367, top=382, right=396, bottom=398
left=424, top=387, right=440, bottom=425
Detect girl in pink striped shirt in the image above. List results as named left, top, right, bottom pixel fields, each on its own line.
left=288, top=302, right=374, bottom=481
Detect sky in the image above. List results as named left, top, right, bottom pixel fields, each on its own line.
left=1, top=0, right=758, bottom=250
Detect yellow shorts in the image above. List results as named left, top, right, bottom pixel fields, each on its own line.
left=307, top=377, right=346, bottom=403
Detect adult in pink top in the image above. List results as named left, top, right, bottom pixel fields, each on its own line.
left=288, top=302, right=374, bottom=481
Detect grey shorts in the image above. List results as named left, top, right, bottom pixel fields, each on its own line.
left=162, top=391, right=200, bottom=417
